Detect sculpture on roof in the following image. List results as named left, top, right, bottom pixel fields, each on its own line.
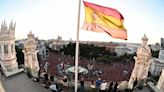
left=128, top=34, right=152, bottom=89
left=157, top=69, right=164, bottom=90
left=23, top=31, right=39, bottom=78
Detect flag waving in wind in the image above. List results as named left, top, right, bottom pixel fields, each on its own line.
left=82, top=1, right=127, bottom=40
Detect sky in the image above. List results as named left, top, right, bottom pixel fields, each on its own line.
left=0, top=0, right=164, bottom=44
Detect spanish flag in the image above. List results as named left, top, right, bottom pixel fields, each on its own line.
left=82, top=1, right=127, bottom=40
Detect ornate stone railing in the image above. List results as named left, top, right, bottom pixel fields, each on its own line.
left=0, top=61, right=24, bottom=77
left=5, top=68, right=24, bottom=77
left=147, top=81, right=163, bottom=92
left=0, top=61, right=7, bottom=74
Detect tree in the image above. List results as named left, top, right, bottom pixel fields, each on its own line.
left=60, top=43, right=135, bottom=64
left=151, top=50, right=159, bottom=58
left=60, top=43, right=75, bottom=57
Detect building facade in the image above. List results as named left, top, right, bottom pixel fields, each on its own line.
left=48, top=36, right=64, bottom=51
left=37, top=40, right=48, bottom=60
left=114, top=44, right=138, bottom=56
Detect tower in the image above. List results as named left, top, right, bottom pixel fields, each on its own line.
left=23, top=31, right=39, bottom=77
left=0, top=20, right=18, bottom=72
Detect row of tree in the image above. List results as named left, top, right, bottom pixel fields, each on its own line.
left=60, top=43, right=135, bottom=64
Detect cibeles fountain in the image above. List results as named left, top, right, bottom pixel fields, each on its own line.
left=65, top=66, right=88, bottom=75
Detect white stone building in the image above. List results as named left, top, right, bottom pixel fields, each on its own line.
left=115, top=46, right=128, bottom=56
left=114, top=44, right=138, bottom=56
left=48, top=36, right=64, bottom=51
left=0, top=20, right=18, bottom=72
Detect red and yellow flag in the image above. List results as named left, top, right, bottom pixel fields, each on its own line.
left=82, top=1, right=127, bottom=40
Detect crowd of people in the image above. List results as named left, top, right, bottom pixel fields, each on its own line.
left=36, top=51, right=135, bottom=92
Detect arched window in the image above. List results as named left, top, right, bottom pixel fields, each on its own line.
left=4, top=44, right=8, bottom=54
left=11, top=44, right=14, bottom=53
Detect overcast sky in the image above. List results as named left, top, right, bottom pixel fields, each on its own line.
left=0, top=0, right=164, bottom=44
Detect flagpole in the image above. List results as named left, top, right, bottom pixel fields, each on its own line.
left=75, top=0, right=81, bottom=92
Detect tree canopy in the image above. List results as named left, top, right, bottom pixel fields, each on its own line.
left=60, top=43, right=135, bottom=64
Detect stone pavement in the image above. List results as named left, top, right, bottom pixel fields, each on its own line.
left=0, top=72, right=51, bottom=92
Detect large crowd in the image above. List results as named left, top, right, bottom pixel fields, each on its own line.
left=40, top=51, right=134, bottom=81
left=38, top=51, right=134, bottom=92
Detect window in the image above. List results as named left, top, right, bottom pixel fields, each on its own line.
left=11, top=44, right=14, bottom=53
left=4, top=44, right=8, bottom=54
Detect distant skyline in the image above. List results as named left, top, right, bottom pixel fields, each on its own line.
left=0, top=0, right=164, bottom=44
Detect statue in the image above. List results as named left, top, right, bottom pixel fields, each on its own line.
left=23, top=31, right=40, bottom=78
left=157, top=69, right=164, bottom=90
left=128, top=34, right=151, bottom=89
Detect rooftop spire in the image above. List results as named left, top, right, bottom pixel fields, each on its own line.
left=1, top=20, right=7, bottom=28
left=27, top=30, right=34, bottom=38
left=13, top=22, right=16, bottom=29
left=142, top=34, right=148, bottom=41
left=9, top=20, right=13, bottom=30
